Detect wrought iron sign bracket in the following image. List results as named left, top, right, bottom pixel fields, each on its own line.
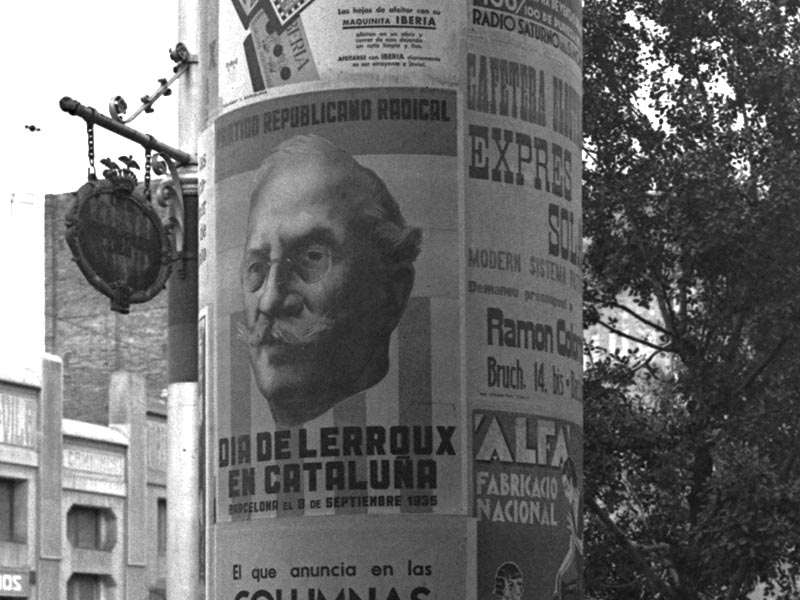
left=109, top=42, right=197, bottom=124
left=153, top=153, right=196, bottom=275
left=60, top=95, right=194, bottom=267
left=59, top=45, right=198, bottom=303
left=59, top=97, right=194, bottom=166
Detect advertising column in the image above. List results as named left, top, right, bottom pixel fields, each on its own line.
left=199, top=1, right=581, bottom=599
left=466, top=1, right=583, bottom=599
left=200, top=3, right=469, bottom=600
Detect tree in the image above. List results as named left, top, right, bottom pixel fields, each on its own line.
left=582, top=1, right=800, bottom=598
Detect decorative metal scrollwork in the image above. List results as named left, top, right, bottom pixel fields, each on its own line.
left=153, top=152, right=185, bottom=256
left=109, top=42, right=197, bottom=124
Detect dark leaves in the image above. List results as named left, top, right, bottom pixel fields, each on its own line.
left=584, top=0, right=800, bottom=598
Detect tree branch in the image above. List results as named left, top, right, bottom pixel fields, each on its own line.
left=631, top=541, right=671, bottom=553
left=599, top=320, right=672, bottom=353
left=630, top=348, right=667, bottom=374
left=652, top=283, right=679, bottom=345
left=582, top=143, right=599, bottom=162
left=726, top=564, right=752, bottom=600
left=779, top=442, right=800, bottom=481
left=732, top=335, right=791, bottom=397
left=585, top=493, right=678, bottom=600
left=613, top=190, right=679, bottom=339
left=605, top=299, right=672, bottom=336
left=720, top=308, right=746, bottom=366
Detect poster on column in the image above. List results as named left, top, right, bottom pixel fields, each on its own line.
left=464, top=22, right=583, bottom=412
left=473, top=410, right=583, bottom=600
left=469, top=0, right=582, bottom=69
left=215, top=0, right=459, bottom=108
left=209, top=86, right=464, bottom=593
left=218, top=515, right=472, bottom=599
left=465, top=0, right=583, bottom=599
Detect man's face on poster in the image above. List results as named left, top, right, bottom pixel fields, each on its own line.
left=241, top=151, right=412, bottom=426
left=502, top=577, right=523, bottom=600
left=562, top=472, right=578, bottom=507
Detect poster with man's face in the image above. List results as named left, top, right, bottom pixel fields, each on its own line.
left=208, top=87, right=462, bottom=523
left=238, top=133, right=427, bottom=428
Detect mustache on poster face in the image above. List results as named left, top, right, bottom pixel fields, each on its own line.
left=237, top=315, right=337, bottom=349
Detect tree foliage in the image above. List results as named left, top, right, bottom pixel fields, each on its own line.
left=582, top=1, right=800, bottom=598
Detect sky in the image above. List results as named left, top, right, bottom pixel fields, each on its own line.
left=0, top=1, right=180, bottom=377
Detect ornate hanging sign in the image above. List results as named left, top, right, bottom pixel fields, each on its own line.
left=65, top=164, right=173, bottom=314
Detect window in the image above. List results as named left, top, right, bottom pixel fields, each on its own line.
left=0, top=479, right=13, bottom=541
left=67, top=574, right=115, bottom=600
left=148, top=588, right=166, bottom=600
left=68, top=507, right=100, bottom=549
left=157, top=498, right=167, bottom=555
left=0, top=477, right=26, bottom=543
left=67, top=506, right=116, bottom=551
left=67, top=574, right=102, bottom=600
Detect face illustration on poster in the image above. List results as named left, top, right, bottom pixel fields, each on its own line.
left=240, top=134, right=422, bottom=426
left=553, top=456, right=583, bottom=599
left=494, top=562, right=524, bottom=600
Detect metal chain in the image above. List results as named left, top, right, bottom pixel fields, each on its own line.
left=144, top=147, right=152, bottom=202
left=86, top=122, right=96, bottom=180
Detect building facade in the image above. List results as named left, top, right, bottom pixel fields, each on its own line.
left=0, top=356, right=167, bottom=600
left=44, top=193, right=169, bottom=426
